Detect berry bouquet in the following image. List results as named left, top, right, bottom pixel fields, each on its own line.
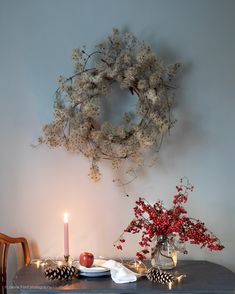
left=115, top=178, right=224, bottom=268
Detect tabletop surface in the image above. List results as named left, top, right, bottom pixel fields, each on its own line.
left=13, top=260, right=235, bottom=294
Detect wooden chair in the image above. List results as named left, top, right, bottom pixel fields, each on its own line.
left=0, top=233, right=30, bottom=292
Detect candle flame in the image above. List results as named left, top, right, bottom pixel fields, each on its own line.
left=64, top=213, right=69, bottom=223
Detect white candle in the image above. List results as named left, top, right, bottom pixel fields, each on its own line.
left=64, top=213, right=69, bottom=257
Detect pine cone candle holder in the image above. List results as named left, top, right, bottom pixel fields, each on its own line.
left=146, top=267, right=174, bottom=284
left=44, top=265, right=77, bottom=281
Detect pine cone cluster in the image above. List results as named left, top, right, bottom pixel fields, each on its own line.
left=44, top=265, right=77, bottom=281
left=146, top=267, right=174, bottom=284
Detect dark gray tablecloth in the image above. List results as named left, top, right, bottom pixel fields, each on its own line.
left=12, top=260, right=235, bottom=294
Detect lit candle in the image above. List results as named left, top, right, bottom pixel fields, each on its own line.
left=64, top=213, right=69, bottom=257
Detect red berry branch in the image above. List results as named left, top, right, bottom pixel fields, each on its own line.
left=114, top=178, right=224, bottom=260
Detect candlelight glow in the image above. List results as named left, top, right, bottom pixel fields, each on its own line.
left=168, top=281, right=173, bottom=290
left=176, top=274, right=186, bottom=282
left=68, top=260, right=73, bottom=267
left=172, top=252, right=177, bottom=267
left=57, top=261, right=63, bottom=267
left=64, top=213, right=69, bottom=223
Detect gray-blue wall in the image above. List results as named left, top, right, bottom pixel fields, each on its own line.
left=1, top=0, right=235, bottom=279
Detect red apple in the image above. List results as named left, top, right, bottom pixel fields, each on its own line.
left=79, top=252, right=94, bottom=267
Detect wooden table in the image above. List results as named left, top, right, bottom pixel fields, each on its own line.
left=13, top=260, right=235, bottom=293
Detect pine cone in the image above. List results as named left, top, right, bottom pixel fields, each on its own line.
left=44, top=266, right=77, bottom=281
left=146, top=267, right=174, bottom=284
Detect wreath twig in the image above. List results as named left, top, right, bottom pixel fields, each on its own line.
left=39, top=28, right=181, bottom=181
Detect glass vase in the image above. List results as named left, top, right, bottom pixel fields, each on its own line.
left=151, top=236, right=177, bottom=270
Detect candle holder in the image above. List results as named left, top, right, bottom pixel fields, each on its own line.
left=64, top=255, right=70, bottom=264
left=64, top=255, right=73, bottom=267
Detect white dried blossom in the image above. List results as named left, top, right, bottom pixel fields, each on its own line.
left=115, top=126, right=126, bottom=139
left=146, top=88, right=158, bottom=103
left=149, top=73, right=161, bottom=88
left=83, top=102, right=100, bottom=118
left=124, top=67, right=138, bottom=81
left=137, top=79, right=148, bottom=90
left=91, top=130, right=103, bottom=141
left=112, top=159, right=121, bottom=169
left=123, top=53, right=133, bottom=64
left=89, top=161, right=101, bottom=182
left=71, top=48, right=82, bottom=60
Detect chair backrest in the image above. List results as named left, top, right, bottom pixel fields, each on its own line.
left=0, top=233, right=30, bottom=288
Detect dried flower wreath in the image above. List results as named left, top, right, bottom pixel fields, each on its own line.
left=39, top=29, right=181, bottom=181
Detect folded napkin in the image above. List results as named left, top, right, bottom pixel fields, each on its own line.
left=101, top=260, right=138, bottom=284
